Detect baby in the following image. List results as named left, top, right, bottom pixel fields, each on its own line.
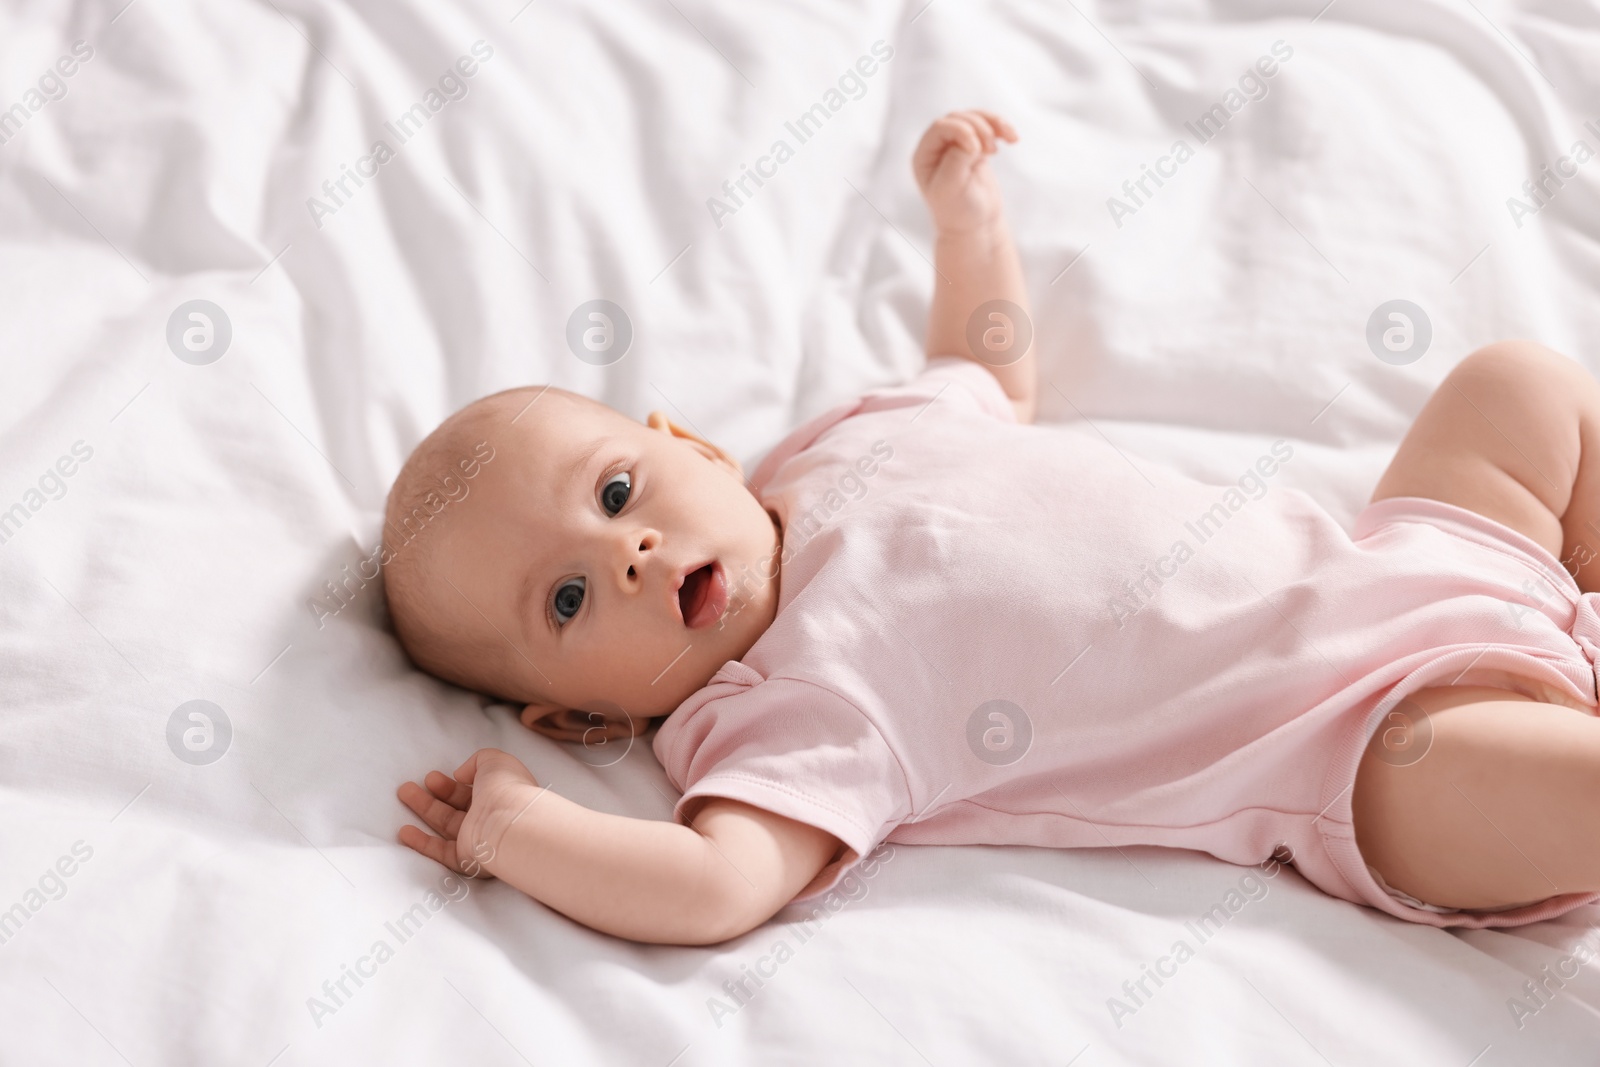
left=392, top=110, right=1600, bottom=945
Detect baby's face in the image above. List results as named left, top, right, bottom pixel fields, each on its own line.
left=431, top=395, right=781, bottom=724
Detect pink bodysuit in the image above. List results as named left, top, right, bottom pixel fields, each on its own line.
left=651, top=357, right=1600, bottom=928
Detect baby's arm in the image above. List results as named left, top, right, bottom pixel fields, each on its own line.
left=398, top=749, right=840, bottom=945
left=913, top=110, right=1036, bottom=423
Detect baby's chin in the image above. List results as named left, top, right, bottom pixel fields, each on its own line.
left=633, top=669, right=723, bottom=718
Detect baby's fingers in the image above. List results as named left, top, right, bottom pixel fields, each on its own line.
left=954, top=110, right=997, bottom=154
left=971, top=109, right=1019, bottom=143
left=398, top=825, right=490, bottom=879
left=940, top=114, right=984, bottom=156
left=397, top=780, right=467, bottom=840
left=424, top=769, right=472, bottom=810
left=918, top=115, right=981, bottom=161
left=398, top=824, right=453, bottom=867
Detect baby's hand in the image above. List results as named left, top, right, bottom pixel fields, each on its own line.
left=397, top=748, right=542, bottom=879
left=911, top=109, right=1019, bottom=234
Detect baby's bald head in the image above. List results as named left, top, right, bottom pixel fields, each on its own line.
left=381, top=386, right=603, bottom=698
left=380, top=383, right=784, bottom=734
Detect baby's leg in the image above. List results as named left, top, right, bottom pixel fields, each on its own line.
left=1370, top=340, right=1600, bottom=590
left=1353, top=685, right=1600, bottom=909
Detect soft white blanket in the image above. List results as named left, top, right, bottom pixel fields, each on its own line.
left=4, top=0, right=1600, bottom=1061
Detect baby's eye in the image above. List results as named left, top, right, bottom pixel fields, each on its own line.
left=552, top=577, right=585, bottom=625
left=600, top=472, right=631, bottom=516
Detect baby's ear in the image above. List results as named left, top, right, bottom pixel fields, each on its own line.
left=519, top=702, right=640, bottom=743
left=646, top=411, right=744, bottom=477
left=519, top=700, right=580, bottom=740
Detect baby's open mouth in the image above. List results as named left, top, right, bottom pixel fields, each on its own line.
left=677, top=561, right=729, bottom=630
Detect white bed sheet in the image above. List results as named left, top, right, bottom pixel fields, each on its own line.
left=5, top=0, right=1600, bottom=1062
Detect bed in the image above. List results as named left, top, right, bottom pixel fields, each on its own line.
left=5, top=0, right=1600, bottom=1061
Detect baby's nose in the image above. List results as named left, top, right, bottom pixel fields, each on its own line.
left=619, top=527, right=662, bottom=585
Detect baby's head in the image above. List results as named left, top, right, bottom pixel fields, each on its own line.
left=382, top=386, right=782, bottom=742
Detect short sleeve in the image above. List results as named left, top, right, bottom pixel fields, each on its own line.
left=652, top=663, right=911, bottom=903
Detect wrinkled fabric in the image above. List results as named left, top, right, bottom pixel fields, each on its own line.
left=655, top=359, right=1600, bottom=928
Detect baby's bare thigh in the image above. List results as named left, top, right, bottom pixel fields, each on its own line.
left=1353, top=684, right=1600, bottom=910
left=1369, top=340, right=1596, bottom=566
